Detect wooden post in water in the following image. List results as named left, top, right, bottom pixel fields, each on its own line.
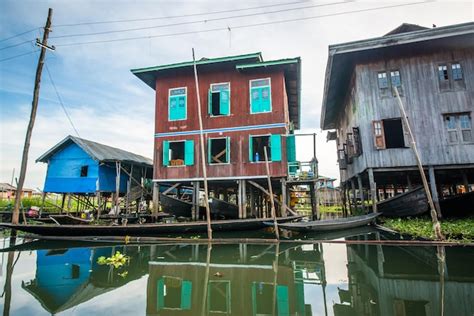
left=12, top=8, right=53, bottom=225
left=368, top=168, right=377, bottom=213
left=192, top=48, right=212, bottom=240
left=264, top=146, right=279, bottom=240
left=393, top=87, right=443, bottom=240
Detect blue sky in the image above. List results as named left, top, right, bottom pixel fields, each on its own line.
left=0, top=0, right=472, bottom=190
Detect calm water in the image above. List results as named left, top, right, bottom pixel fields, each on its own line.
left=1, top=231, right=473, bottom=315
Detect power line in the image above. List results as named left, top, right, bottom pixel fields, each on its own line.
left=54, top=1, right=430, bottom=48
left=50, top=0, right=348, bottom=39
left=53, top=0, right=311, bottom=27
left=44, top=63, right=82, bottom=138
left=0, top=27, right=40, bottom=43
left=0, top=50, right=39, bottom=63
left=0, top=39, right=34, bottom=51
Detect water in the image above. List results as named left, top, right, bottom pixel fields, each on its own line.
left=1, top=232, right=473, bottom=315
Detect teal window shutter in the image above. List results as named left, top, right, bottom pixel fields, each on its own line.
left=181, top=280, right=192, bottom=310
left=178, top=95, right=186, bottom=119
left=208, top=89, right=212, bottom=114
left=261, top=86, right=271, bottom=112
left=250, top=88, right=260, bottom=113
left=162, top=141, right=170, bottom=166
left=251, top=283, right=257, bottom=316
left=286, top=135, right=296, bottom=162
left=169, top=96, right=178, bottom=120
left=271, top=134, right=282, bottom=162
left=207, top=138, right=212, bottom=163
left=169, top=89, right=187, bottom=120
left=220, top=90, right=230, bottom=115
left=277, top=285, right=289, bottom=316
left=157, top=278, right=165, bottom=310
left=249, top=136, right=254, bottom=162
left=185, top=140, right=194, bottom=166
left=226, top=137, right=230, bottom=162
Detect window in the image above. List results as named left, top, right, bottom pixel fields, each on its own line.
left=377, top=72, right=388, bottom=89
left=452, top=63, right=463, bottom=80
left=250, top=78, right=271, bottom=113
left=80, top=165, right=88, bottom=177
left=438, top=62, right=465, bottom=91
left=372, top=118, right=405, bottom=149
left=337, top=148, right=347, bottom=169
left=208, top=281, right=231, bottom=313
left=156, top=277, right=192, bottom=311
left=353, top=127, right=363, bottom=156
left=209, top=83, right=230, bottom=116
left=390, top=70, right=401, bottom=87
left=249, top=134, right=281, bottom=162
left=208, top=137, right=230, bottom=164
left=252, top=283, right=289, bottom=316
left=169, top=88, right=187, bottom=121
left=346, top=133, right=355, bottom=162
left=444, top=113, right=472, bottom=143
left=162, top=140, right=194, bottom=166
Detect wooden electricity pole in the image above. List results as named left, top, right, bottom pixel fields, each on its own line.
left=12, top=8, right=53, bottom=225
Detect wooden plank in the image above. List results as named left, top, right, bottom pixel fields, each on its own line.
left=248, top=180, right=298, bottom=216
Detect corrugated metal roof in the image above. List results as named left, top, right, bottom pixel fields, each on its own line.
left=36, top=135, right=153, bottom=166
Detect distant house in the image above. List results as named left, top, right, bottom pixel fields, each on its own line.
left=0, top=183, right=33, bottom=199
left=317, top=176, right=341, bottom=206
left=36, top=135, right=153, bottom=211
left=320, top=22, right=474, bottom=212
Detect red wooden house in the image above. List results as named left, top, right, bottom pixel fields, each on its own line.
left=132, top=52, right=307, bottom=218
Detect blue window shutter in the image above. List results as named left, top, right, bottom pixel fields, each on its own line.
left=220, top=90, right=230, bottom=115
left=249, top=136, right=254, bottom=162
left=162, top=141, right=170, bottom=166
left=251, top=88, right=260, bottom=113
left=271, top=134, right=282, bottom=162
left=226, top=137, right=230, bottom=163
left=207, top=138, right=212, bottom=163
left=277, top=285, right=289, bottom=316
left=169, top=96, right=178, bottom=120
left=185, top=140, right=194, bottom=166
left=261, top=86, right=271, bottom=112
left=178, top=95, right=186, bottom=119
left=181, top=280, right=192, bottom=310
left=208, top=89, right=212, bottom=114
left=157, top=278, right=165, bottom=310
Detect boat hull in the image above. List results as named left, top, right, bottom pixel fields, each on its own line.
left=160, top=194, right=206, bottom=218
left=440, top=191, right=474, bottom=217
left=209, top=198, right=239, bottom=219
left=0, top=216, right=302, bottom=236
left=270, top=213, right=381, bottom=232
left=376, top=186, right=428, bottom=217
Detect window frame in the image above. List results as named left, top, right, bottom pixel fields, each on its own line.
left=209, top=82, right=231, bottom=117
left=377, top=72, right=388, bottom=89
left=444, top=112, right=473, bottom=144
left=249, top=77, right=272, bottom=114
left=249, top=133, right=272, bottom=163
left=164, top=140, right=194, bottom=167
left=80, top=165, right=88, bottom=177
left=208, top=136, right=231, bottom=165
left=168, top=87, right=187, bottom=121
left=451, top=63, right=463, bottom=81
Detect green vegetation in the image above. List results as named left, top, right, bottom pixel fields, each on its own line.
left=382, top=217, right=474, bottom=242
left=97, top=251, right=130, bottom=268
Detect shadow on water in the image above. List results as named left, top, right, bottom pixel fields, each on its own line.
left=1, top=230, right=474, bottom=315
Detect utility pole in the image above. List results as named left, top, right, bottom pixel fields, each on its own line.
left=12, top=8, right=54, bottom=225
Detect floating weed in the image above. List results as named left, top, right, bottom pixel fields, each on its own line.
left=97, top=251, right=130, bottom=269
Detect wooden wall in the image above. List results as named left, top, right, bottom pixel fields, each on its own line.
left=336, top=47, right=474, bottom=182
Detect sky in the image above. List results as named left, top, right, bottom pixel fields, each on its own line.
left=0, top=0, right=472, bottom=190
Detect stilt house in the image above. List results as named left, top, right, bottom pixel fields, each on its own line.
left=37, top=135, right=153, bottom=212
left=132, top=53, right=317, bottom=218
left=320, top=22, right=474, bottom=214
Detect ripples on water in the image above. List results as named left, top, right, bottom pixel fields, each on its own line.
left=1, top=230, right=473, bottom=315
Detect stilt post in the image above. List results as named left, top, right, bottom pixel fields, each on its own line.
left=368, top=168, right=377, bottom=213
left=264, top=147, right=279, bottom=239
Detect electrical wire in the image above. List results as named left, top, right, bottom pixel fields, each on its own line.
left=0, top=40, right=34, bottom=51
left=54, top=1, right=430, bottom=48
left=0, top=50, right=39, bottom=63
left=53, top=0, right=312, bottom=27
left=50, top=0, right=349, bottom=39
left=0, top=27, right=40, bottom=43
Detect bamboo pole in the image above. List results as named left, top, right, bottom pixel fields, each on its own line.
left=393, top=87, right=443, bottom=240
left=12, top=8, right=53, bottom=226
left=264, top=147, right=279, bottom=240
left=192, top=48, right=212, bottom=240
left=248, top=180, right=298, bottom=216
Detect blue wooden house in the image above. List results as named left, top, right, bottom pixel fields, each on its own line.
left=36, top=135, right=153, bottom=212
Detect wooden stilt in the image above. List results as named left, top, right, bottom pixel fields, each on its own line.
left=115, top=161, right=121, bottom=215
left=152, top=182, right=159, bottom=215
left=242, top=180, right=247, bottom=219
left=192, top=181, right=200, bottom=220
left=281, top=178, right=287, bottom=217
left=249, top=188, right=256, bottom=217
left=264, top=147, right=279, bottom=240
left=238, top=180, right=244, bottom=219
left=40, top=191, right=46, bottom=216
left=462, top=173, right=470, bottom=192
left=357, top=175, right=364, bottom=213
left=407, top=174, right=413, bottom=190
left=428, top=166, right=441, bottom=217
left=350, top=179, right=356, bottom=213
left=310, top=182, right=318, bottom=220
left=368, top=168, right=377, bottom=213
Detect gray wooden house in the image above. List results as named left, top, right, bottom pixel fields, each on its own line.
left=320, top=22, right=474, bottom=213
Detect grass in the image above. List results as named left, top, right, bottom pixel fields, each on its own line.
left=382, top=216, right=474, bottom=242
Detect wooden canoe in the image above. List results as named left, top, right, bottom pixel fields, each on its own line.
left=160, top=194, right=206, bottom=218
left=440, top=191, right=474, bottom=217
left=32, top=214, right=92, bottom=225
left=267, top=213, right=381, bottom=232
left=376, top=186, right=429, bottom=217
left=209, top=197, right=239, bottom=219
left=0, top=215, right=302, bottom=237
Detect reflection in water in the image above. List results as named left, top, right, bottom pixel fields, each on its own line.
left=1, top=234, right=473, bottom=315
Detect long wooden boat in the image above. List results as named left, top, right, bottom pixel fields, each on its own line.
left=267, top=213, right=380, bottom=232
left=32, top=214, right=92, bottom=225
left=0, top=215, right=302, bottom=237
left=376, top=186, right=428, bottom=217
left=440, top=191, right=474, bottom=217
left=209, top=197, right=239, bottom=219
left=160, top=194, right=206, bottom=218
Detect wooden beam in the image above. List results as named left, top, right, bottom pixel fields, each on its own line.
left=248, top=180, right=297, bottom=216
left=163, top=183, right=181, bottom=195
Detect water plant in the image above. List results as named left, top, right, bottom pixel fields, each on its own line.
left=97, top=251, right=130, bottom=268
